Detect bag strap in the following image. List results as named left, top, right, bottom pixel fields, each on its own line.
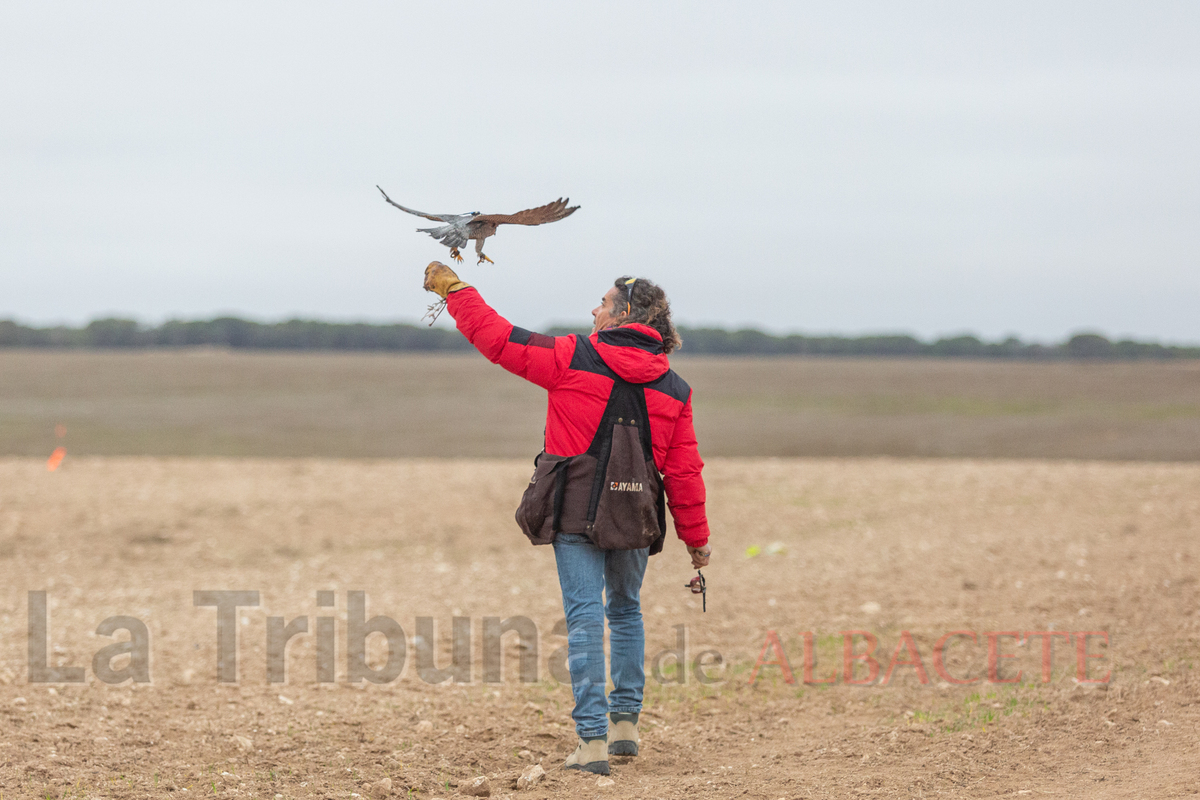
left=572, top=336, right=659, bottom=524
left=550, top=458, right=570, bottom=534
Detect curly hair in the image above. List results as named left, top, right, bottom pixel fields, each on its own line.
left=614, top=275, right=682, bottom=354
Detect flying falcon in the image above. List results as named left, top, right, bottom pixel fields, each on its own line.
left=376, top=186, right=579, bottom=265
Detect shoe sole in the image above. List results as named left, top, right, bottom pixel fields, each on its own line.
left=565, top=761, right=611, bottom=775
left=609, top=741, right=638, bottom=756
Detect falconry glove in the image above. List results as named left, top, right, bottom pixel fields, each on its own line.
left=423, top=262, right=470, bottom=299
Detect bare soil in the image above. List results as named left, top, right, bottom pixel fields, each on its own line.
left=2, top=457, right=1198, bottom=798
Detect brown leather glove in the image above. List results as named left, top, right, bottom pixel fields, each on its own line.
left=423, top=261, right=470, bottom=299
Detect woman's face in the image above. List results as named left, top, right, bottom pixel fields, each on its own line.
left=591, top=286, right=627, bottom=334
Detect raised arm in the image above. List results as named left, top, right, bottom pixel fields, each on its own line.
left=424, top=263, right=574, bottom=390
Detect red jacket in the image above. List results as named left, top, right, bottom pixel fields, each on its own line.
left=446, top=287, right=710, bottom=548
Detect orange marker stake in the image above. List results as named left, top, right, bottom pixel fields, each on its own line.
left=47, top=447, right=66, bottom=472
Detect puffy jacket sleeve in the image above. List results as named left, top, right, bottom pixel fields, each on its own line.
left=661, top=391, right=710, bottom=548
left=445, top=287, right=575, bottom=390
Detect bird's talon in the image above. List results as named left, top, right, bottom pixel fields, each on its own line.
left=478, top=254, right=494, bottom=265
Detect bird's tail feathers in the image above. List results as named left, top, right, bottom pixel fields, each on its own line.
left=419, top=225, right=467, bottom=249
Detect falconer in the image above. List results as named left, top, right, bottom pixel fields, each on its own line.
left=422, top=262, right=712, bottom=776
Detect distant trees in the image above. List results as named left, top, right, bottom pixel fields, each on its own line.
left=85, top=318, right=142, bottom=347
left=667, top=328, right=1198, bottom=359
left=0, top=317, right=473, bottom=352
left=1060, top=332, right=1192, bottom=360
left=1, top=317, right=1197, bottom=359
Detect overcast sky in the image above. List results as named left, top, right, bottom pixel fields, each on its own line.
left=2, top=2, right=1198, bottom=341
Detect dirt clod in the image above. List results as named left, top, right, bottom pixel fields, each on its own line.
left=462, top=775, right=491, bottom=796
left=517, top=764, right=546, bottom=790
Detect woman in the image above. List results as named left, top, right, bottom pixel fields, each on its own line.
left=423, top=262, right=712, bottom=776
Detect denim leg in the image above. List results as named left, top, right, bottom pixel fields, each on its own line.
left=605, top=546, right=648, bottom=714
left=553, top=533, right=609, bottom=739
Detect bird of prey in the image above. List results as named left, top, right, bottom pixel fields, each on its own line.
left=376, top=186, right=579, bottom=265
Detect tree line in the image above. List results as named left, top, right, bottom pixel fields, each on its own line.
left=1, top=317, right=1197, bottom=359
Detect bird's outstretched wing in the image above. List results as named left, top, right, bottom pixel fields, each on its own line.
left=376, top=186, right=463, bottom=222
left=473, top=198, right=579, bottom=226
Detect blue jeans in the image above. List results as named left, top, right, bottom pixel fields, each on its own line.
left=553, top=532, right=649, bottom=740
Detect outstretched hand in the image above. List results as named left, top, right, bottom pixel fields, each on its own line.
left=423, top=261, right=470, bottom=299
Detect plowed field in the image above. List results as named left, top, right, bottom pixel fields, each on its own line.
left=3, top=457, right=1198, bottom=798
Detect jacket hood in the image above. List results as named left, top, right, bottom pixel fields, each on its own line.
left=591, top=324, right=670, bottom=383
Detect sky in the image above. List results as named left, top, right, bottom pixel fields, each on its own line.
left=1, top=2, right=1198, bottom=342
